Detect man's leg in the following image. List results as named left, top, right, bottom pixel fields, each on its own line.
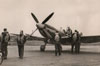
left=18, top=45, right=22, bottom=58
left=5, top=45, right=8, bottom=59
left=2, top=45, right=6, bottom=59
left=1, top=44, right=4, bottom=59
left=60, top=44, right=62, bottom=52
left=71, top=43, right=75, bottom=53
left=75, top=42, right=78, bottom=53
left=77, top=42, right=80, bottom=53
left=1, top=46, right=5, bottom=59
left=18, top=45, right=20, bottom=57
left=22, top=45, right=24, bottom=58
left=55, top=44, right=57, bottom=56
left=20, top=45, right=24, bottom=59
left=58, top=44, right=61, bottom=56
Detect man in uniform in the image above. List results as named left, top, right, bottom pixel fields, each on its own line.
left=1, top=28, right=10, bottom=59
left=17, top=30, right=26, bottom=59
left=66, top=27, right=72, bottom=37
left=77, top=32, right=82, bottom=53
left=54, top=31, right=62, bottom=56
left=71, top=30, right=80, bottom=53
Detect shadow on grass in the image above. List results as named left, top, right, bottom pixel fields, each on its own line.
left=26, top=49, right=100, bottom=55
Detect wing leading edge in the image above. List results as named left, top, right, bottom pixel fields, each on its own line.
left=61, top=35, right=100, bottom=45
left=81, top=35, right=100, bottom=43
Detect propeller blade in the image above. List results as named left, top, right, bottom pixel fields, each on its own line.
left=30, top=28, right=38, bottom=36
left=26, top=28, right=38, bottom=39
left=31, top=13, right=39, bottom=23
left=42, top=12, right=54, bottom=24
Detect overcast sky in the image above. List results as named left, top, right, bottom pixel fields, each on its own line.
left=0, top=0, right=100, bottom=37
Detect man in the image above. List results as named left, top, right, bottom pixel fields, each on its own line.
left=77, top=32, right=82, bottom=53
left=17, top=30, right=26, bottom=59
left=71, top=30, right=80, bottom=53
left=54, top=31, right=62, bottom=56
left=66, top=27, right=72, bottom=37
left=1, top=28, right=10, bottom=59
left=60, top=27, right=64, bottom=34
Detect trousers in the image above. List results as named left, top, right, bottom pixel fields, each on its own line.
left=18, top=45, right=24, bottom=58
left=55, top=43, right=62, bottom=56
left=1, top=43, right=8, bottom=59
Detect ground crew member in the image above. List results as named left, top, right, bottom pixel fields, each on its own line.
left=75, top=30, right=80, bottom=53
left=1, top=28, right=10, bottom=59
left=77, top=32, right=82, bottom=53
left=66, top=27, right=72, bottom=37
left=54, top=31, right=62, bottom=56
left=71, top=30, right=80, bottom=53
left=17, top=30, right=26, bottom=59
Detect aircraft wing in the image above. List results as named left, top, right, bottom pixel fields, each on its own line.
left=61, top=36, right=72, bottom=45
left=61, top=35, right=100, bottom=44
left=81, top=35, right=100, bottom=43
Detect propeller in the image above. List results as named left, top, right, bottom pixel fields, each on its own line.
left=30, top=28, right=38, bottom=36
left=31, top=13, right=39, bottom=23
left=30, top=12, right=54, bottom=35
left=42, top=12, right=54, bottom=24
left=25, top=28, right=38, bottom=39
left=30, top=13, right=39, bottom=36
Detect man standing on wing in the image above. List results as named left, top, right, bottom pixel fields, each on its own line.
left=66, top=27, right=72, bottom=38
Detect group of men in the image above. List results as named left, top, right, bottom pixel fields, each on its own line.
left=0, top=28, right=26, bottom=60
left=0, top=27, right=81, bottom=59
left=54, top=27, right=81, bottom=56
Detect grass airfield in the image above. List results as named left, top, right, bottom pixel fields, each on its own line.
left=1, top=40, right=100, bottom=66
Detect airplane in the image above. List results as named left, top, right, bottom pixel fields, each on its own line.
left=30, top=12, right=100, bottom=52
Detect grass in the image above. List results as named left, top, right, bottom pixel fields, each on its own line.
left=8, top=40, right=100, bottom=46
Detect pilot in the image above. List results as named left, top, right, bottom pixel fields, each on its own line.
left=54, top=31, right=62, bottom=56
left=66, top=27, right=72, bottom=37
left=1, top=28, right=10, bottom=59
left=71, top=30, right=80, bottom=53
left=60, top=27, right=64, bottom=34
left=17, top=30, right=26, bottom=59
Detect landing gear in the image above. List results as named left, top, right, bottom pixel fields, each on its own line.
left=40, top=45, right=46, bottom=52
left=40, top=38, right=48, bottom=52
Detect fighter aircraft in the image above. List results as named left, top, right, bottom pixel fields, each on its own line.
left=30, top=12, right=100, bottom=52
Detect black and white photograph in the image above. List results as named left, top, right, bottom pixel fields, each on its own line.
left=0, top=0, right=100, bottom=66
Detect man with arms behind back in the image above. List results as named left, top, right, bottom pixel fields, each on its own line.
left=1, top=28, right=10, bottom=59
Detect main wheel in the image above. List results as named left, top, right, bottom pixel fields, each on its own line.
left=0, top=52, right=3, bottom=65
left=40, top=45, right=45, bottom=52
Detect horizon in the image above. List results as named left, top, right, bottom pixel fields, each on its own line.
left=0, top=0, right=100, bottom=37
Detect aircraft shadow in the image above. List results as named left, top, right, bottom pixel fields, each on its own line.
left=62, top=50, right=100, bottom=55
left=26, top=50, right=100, bottom=55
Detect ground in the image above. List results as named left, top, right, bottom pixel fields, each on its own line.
left=1, top=41, right=100, bottom=66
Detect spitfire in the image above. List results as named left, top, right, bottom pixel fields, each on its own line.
left=31, top=12, right=100, bottom=52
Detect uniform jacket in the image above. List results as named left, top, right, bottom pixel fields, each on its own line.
left=54, top=33, right=61, bottom=43
left=72, top=32, right=80, bottom=42
left=17, top=34, right=26, bottom=45
left=1, top=32, right=10, bottom=44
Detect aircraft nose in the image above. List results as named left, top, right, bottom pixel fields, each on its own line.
left=36, top=23, right=45, bottom=29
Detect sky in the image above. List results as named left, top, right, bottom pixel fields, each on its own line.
left=0, top=0, right=100, bottom=37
